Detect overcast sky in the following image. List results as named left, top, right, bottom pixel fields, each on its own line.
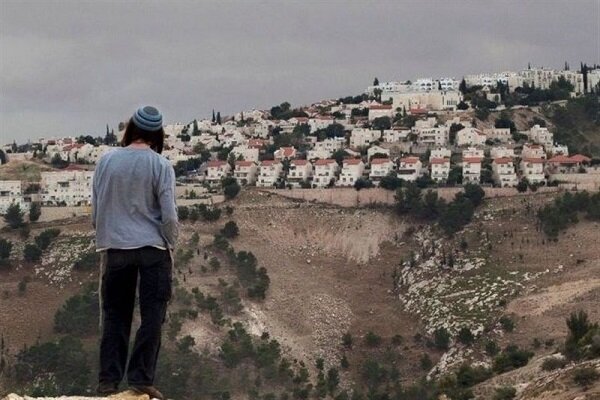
left=1, top=0, right=599, bottom=144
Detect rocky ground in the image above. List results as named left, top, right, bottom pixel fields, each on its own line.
left=2, top=391, right=152, bottom=400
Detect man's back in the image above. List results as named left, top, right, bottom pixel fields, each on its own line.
left=92, top=147, right=177, bottom=250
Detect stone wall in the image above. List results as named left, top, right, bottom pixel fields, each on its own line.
left=258, top=186, right=563, bottom=208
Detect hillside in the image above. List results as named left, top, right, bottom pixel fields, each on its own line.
left=1, top=188, right=599, bottom=399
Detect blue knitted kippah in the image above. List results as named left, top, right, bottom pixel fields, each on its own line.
left=132, top=106, right=163, bottom=132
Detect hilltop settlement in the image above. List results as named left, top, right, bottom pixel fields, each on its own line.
left=1, top=63, right=600, bottom=214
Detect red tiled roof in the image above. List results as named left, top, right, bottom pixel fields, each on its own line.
left=493, top=157, right=513, bottom=164
left=548, top=154, right=591, bottom=164
left=261, top=160, right=280, bottom=166
left=277, top=147, right=296, bottom=157
left=369, top=105, right=392, bottom=110
left=462, top=157, right=483, bottom=163
left=314, top=159, right=336, bottom=166
left=569, top=154, right=591, bottom=163
left=371, top=158, right=391, bottom=165
left=522, top=158, right=545, bottom=164
left=292, top=159, right=309, bottom=166
left=400, top=157, right=420, bottom=164
left=248, top=139, right=266, bottom=148
left=548, top=155, right=574, bottom=164
left=430, top=158, right=450, bottom=165
left=344, top=159, right=363, bottom=165
left=207, top=160, right=227, bottom=167
left=235, top=161, right=254, bottom=167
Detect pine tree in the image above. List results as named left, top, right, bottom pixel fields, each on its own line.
left=373, top=77, right=379, bottom=86
left=4, top=203, right=24, bottom=229
left=582, top=62, right=589, bottom=93
left=459, top=78, right=467, bottom=94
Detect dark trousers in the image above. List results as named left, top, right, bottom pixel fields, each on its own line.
left=99, top=246, right=172, bottom=386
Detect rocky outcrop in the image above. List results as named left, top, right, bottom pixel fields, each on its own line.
left=2, top=390, right=151, bottom=400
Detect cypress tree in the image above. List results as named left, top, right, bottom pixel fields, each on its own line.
left=212, top=109, right=216, bottom=123
left=216, top=112, right=221, bottom=125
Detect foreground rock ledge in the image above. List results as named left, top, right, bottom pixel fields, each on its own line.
left=2, top=391, right=153, bottom=400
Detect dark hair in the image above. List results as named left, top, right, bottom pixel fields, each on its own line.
left=121, top=117, right=165, bottom=154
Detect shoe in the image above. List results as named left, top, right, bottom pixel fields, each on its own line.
left=96, top=381, right=119, bottom=395
left=130, top=385, right=165, bottom=400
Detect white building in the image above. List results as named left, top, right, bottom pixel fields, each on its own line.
left=397, top=157, right=423, bottom=182
left=429, top=158, right=451, bottom=183
left=337, top=159, right=365, bottom=187
left=415, top=126, right=449, bottom=147
left=492, top=158, right=518, bottom=187
left=383, top=129, right=410, bottom=143
left=369, top=158, right=394, bottom=184
left=368, top=105, right=394, bottom=121
left=0, top=180, right=29, bottom=214
left=367, top=145, right=390, bottom=160
left=456, top=127, right=486, bottom=147
left=230, top=145, right=259, bottom=163
left=549, top=144, right=569, bottom=156
left=313, top=159, right=339, bottom=188
left=274, top=147, right=297, bottom=161
left=462, top=157, right=482, bottom=184
left=41, top=168, right=94, bottom=206
left=287, top=160, right=313, bottom=187
left=527, top=125, right=553, bottom=148
left=521, top=143, right=546, bottom=159
left=462, top=147, right=485, bottom=159
left=386, top=90, right=462, bottom=112
left=490, top=146, right=516, bottom=159
left=308, top=116, right=335, bottom=132
left=520, top=158, right=546, bottom=184
left=430, top=147, right=452, bottom=159
left=306, top=148, right=333, bottom=161
left=350, top=128, right=380, bottom=148
left=256, top=160, right=283, bottom=187
left=483, top=128, right=511, bottom=143
left=205, top=160, right=231, bottom=185
left=234, top=161, right=258, bottom=185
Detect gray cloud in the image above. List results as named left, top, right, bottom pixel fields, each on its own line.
left=1, top=0, right=598, bottom=143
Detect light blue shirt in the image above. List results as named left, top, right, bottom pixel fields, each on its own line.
left=92, top=147, right=178, bottom=251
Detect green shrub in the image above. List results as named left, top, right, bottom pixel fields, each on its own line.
left=493, top=386, right=516, bottom=400
left=0, top=238, right=12, bottom=260
left=34, top=228, right=60, bottom=250
left=342, top=332, right=353, bottom=349
left=222, top=177, right=241, bottom=200
left=23, top=244, right=42, bottom=262
left=572, top=366, right=599, bottom=388
left=457, top=327, right=474, bottom=346
left=14, top=336, right=90, bottom=395
left=220, top=221, right=240, bottom=239
left=53, top=283, right=99, bottom=336
left=433, top=327, right=451, bottom=350
left=499, top=316, right=515, bottom=332
left=420, top=353, right=432, bottom=370
left=493, top=345, right=533, bottom=373
left=485, top=339, right=500, bottom=356
left=364, top=331, right=382, bottom=347
left=541, top=356, right=567, bottom=371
